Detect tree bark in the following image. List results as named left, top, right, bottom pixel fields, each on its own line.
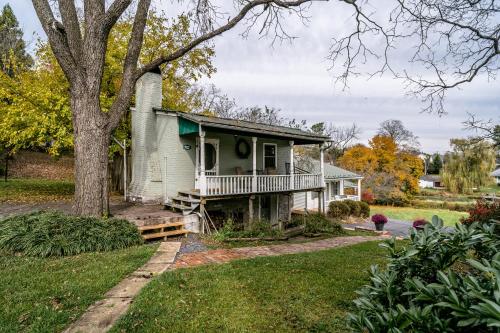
left=71, top=94, right=110, bottom=216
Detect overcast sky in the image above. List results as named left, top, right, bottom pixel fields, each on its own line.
left=4, top=0, right=499, bottom=153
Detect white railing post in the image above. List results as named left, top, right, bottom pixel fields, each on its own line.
left=357, top=178, right=361, bottom=201
left=199, top=129, right=207, bottom=195
left=289, top=140, right=294, bottom=190
left=320, top=142, right=326, bottom=188
left=252, top=137, right=257, bottom=192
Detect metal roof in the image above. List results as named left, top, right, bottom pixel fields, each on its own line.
left=296, top=158, right=362, bottom=179
left=420, top=175, right=441, bottom=182
left=155, top=109, right=329, bottom=144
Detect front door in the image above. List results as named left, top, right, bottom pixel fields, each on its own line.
left=196, top=138, right=219, bottom=177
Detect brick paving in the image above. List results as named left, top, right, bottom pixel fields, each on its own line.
left=173, top=235, right=389, bottom=269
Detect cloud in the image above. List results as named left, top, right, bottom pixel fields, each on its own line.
left=4, top=0, right=499, bottom=154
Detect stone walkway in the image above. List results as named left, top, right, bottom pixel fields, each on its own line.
left=63, top=242, right=181, bottom=333
left=174, top=235, right=389, bottom=269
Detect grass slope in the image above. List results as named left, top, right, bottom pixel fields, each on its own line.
left=0, top=178, right=74, bottom=202
left=370, top=205, right=468, bottom=226
left=0, top=244, right=157, bottom=333
left=111, top=241, right=390, bottom=333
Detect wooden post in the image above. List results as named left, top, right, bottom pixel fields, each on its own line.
left=318, top=191, right=322, bottom=213
left=252, top=137, right=257, bottom=192
left=340, top=179, right=345, bottom=196
left=249, top=195, right=254, bottom=227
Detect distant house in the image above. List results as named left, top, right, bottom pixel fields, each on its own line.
left=419, top=175, right=443, bottom=189
left=491, top=168, right=500, bottom=185
left=293, top=159, right=362, bottom=212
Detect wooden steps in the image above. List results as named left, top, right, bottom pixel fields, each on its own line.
left=138, top=222, right=189, bottom=241
left=164, top=191, right=201, bottom=215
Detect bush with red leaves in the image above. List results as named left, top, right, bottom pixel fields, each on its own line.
left=361, top=189, right=374, bottom=204
left=461, top=199, right=500, bottom=226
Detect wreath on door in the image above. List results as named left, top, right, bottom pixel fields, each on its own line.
left=235, top=138, right=251, bottom=159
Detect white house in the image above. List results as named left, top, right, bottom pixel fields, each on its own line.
left=293, top=160, right=362, bottom=213
left=129, top=70, right=332, bottom=230
left=491, top=168, right=500, bottom=185
left=419, top=175, right=443, bottom=189
left=128, top=70, right=363, bottom=233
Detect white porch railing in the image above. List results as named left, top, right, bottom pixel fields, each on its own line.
left=203, top=174, right=323, bottom=196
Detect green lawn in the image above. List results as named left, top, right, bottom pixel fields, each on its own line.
left=0, top=244, right=157, bottom=333
left=111, top=241, right=391, bottom=333
left=370, top=205, right=468, bottom=226
left=0, top=178, right=74, bottom=202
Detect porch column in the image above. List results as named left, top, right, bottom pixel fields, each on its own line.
left=199, top=129, right=206, bottom=195
left=339, top=179, right=344, bottom=196
left=319, top=143, right=325, bottom=188
left=357, top=178, right=362, bottom=201
left=289, top=140, right=294, bottom=190
left=252, top=137, right=257, bottom=192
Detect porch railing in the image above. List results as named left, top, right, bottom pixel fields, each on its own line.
left=203, top=173, right=323, bottom=196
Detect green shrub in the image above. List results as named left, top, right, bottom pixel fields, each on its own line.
left=348, top=216, right=500, bottom=332
left=303, top=214, right=345, bottom=235
left=343, top=200, right=361, bottom=216
left=214, top=219, right=282, bottom=240
left=0, top=211, right=143, bottom=257
left=358, top=201, right=370, bottom=218
left=328, top=201, right=350, bottom=218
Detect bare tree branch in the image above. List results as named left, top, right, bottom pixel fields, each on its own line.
left=138, top=0, right=316, bottom=77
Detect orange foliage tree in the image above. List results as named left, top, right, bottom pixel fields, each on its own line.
left=339, top=135, right=424, bottom=201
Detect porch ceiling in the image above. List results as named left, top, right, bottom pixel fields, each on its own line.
left=155, top=109, right=329, bottom=145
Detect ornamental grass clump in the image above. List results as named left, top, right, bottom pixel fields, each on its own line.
left=348, top=216, right=500, bottom=332
left=0, top=211, right=143, bottom=257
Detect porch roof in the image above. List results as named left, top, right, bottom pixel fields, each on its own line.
left=155, top=109, right=329, bottom=144
left=297, top=159, right=362, bottom=180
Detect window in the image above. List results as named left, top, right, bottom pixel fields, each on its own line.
left=330, top=182, right=339, bottom=198
left=263, top=144, right=277, bottom=169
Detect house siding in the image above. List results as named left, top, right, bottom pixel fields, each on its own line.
left=203, top=131, right=292, bottom=175
left=156, top=113, right=196, bottom=199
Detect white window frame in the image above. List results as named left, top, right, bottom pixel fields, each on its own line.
left=262, top=143, right=278, bottom=170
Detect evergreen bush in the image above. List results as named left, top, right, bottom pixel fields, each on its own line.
left=348, top=216, right=500, bottom=332
left=343, top=200, right=361, bottom=217
left=328, top=201, right=350, bottom=219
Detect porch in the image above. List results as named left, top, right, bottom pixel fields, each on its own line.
left=187, top=113, right=329, bottom=197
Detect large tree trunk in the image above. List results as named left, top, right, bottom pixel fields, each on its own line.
left=72, top=94, right=110, bottom=216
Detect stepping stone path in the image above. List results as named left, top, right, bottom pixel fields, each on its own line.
left=63, top=242, right=181, bottom=333
left=174, top=235, right=388, bottom=269
left=65, top=235, right=388, bottom=333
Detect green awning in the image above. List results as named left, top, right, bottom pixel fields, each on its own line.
left=178, top=117, right=199, bottom=135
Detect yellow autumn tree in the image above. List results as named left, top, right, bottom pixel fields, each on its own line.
left=0, top=11, right=215, bottom=156
left=339, top=135, right=424, bottom=202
